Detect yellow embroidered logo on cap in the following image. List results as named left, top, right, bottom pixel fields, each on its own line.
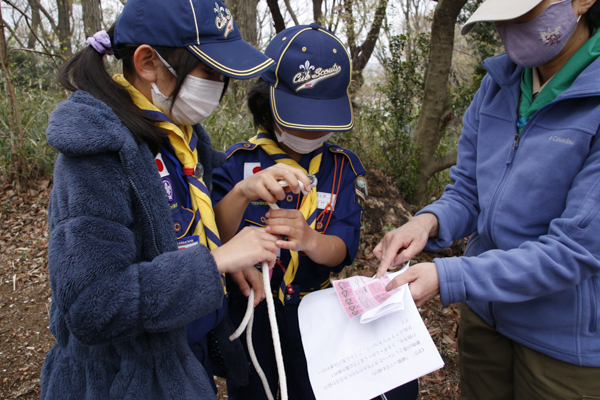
left=293, top=60, right=342, bottom=92
left=214, top=2, right=234, bottom=38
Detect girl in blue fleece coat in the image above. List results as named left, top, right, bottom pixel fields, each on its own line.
left=40, top=0, right=280, bottom=399
left=376, top=0, right=600, bottom=398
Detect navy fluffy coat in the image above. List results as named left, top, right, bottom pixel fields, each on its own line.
left=41, top=90, right=227, bottom=399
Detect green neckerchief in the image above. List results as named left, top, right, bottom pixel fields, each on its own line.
left=518, top=28, right=600, bottom=132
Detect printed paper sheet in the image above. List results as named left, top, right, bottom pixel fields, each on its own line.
left=299, top=279, right=444, bottom=400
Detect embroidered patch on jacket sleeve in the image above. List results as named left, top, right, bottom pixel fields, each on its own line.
left=355, top=175, right=367, bottom=209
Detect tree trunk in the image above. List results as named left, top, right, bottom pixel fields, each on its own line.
left=82, top=0, right=102, bottom=38
left=56, top=0, right=72, bottom=57
left=27, top=0, right=40, bottom=49
left=228, top=0, right=260, bottom=103
left=312, top=0, right=324, bottom=24
left=408, top=0, right=466, bottom=205
left=0, top=5, right=26, bottom=191
left=343, top=0, right=388, bottom=94
left=229, top=0, right=258, bottom=46
left=266, top=0, right=286, bottom=33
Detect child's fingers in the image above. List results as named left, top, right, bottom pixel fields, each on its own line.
left=266, top=208, right=302, bottom=219
left=275, top=238, right=298, bottom=250
left=261, top=177, right=287, bottom=202
left=266, top=223, right=296, bottom=238
left=278, top=169, right=306, bottom=194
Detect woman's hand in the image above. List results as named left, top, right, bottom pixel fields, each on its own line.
left=212, top=227, right=279, bottom=274
left=384, top=262, right=440, bottom=307
left=373, top=213, right=439, bottom=278
left=235, top=164, right=312, bottom=204
left=265, top=208, right=315, bottom=252
left=229, top=268, right=265, bottom=307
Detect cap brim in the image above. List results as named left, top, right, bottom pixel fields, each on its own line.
left=188, top=39, right=274, bottom=79
left=461, top=0, right=543, bottom=35
left=270, top=86, right=353, bottom=132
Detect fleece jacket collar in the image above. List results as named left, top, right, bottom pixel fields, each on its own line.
left=483, top=52, right=600, bottom=105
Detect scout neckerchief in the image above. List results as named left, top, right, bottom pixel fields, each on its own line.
left=518, top=28, right=600, bottom=132
left=249, top=127, right=321, bottom=304
left=114, top=75, right=225, bottom=291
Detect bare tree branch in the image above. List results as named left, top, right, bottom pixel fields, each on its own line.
left=283, top=0, right=299, bottom=25
left=425, top=151, right=458, bottom=176
left=11, top=0, right=58, bottom=34
left=1, top=0, right=62, bottom=67
left=353, top=0, right=388, bottom=72
left=9, top=46, right=65, bottom=59
left=266, top=0, right=285, bottom=33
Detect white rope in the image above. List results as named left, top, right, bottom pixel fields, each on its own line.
left=262, top=260, right=288, bottom=400
left=247, top=309, right=274, bottom=400
left=229, top=289, right=254, bottom=341
left=229, top=177, right=317, bottom=400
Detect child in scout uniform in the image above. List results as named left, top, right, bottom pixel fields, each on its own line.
left=41, top=0, right=280, bottom=399
left=212, top=24, right=418, bottom=400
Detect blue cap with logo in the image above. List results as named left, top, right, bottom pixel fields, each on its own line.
left=262, top=23, right=353, bottom=132
left=114, top=0, right=274, bottom=79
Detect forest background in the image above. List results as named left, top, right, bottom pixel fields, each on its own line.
left=0, top=0, right=503, bottom=398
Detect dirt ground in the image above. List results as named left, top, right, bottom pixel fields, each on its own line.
left=0, top=170, right=463, bottom=399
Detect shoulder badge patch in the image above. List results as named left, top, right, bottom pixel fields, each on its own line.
left=355, top=175, right=367, bottom=209
left=355, top=175, right=367, bottom=200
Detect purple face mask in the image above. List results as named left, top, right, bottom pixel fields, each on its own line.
left=496, top=0, right=578, bottom=68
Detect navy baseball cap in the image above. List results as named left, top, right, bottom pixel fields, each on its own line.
left=262, top=23, right=353, bottom=132
left=114, top=0, right=274, bottom=79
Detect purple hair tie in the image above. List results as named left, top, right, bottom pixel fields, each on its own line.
left=86, top=30, right=114, bottom=55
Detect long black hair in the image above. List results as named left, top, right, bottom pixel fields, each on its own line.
left=59, top=25, right=204, bottom=154
left=247, top=78, right=274, bottom=135
left=587, top=2, right=600, bottom=31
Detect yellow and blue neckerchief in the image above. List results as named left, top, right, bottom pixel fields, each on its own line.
left=248, top=127, right=321, bottom=303
left=114, top=74, right=224, bottom=291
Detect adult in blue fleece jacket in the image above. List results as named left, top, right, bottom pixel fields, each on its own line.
left=375, top=0, right=600, bottom=398
left=40, top=0, right=279, bottom=399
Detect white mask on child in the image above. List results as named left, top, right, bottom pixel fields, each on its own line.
left=150, top=51, right=224, bottom=126
left=274, top=125, right=333, bottom=154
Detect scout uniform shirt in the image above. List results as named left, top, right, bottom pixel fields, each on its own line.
left=156, top=136, right=227, bottom=383
left=211, top=137, right=368, bottom=304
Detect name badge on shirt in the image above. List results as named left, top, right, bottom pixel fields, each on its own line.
left=317, top=192, right=337, bottom=210
left=177, top=235, right=200, bottom=250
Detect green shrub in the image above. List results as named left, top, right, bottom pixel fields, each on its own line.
left=202, top=93, right=255, bottom=151
left=0, top=87, right=63, bottom=181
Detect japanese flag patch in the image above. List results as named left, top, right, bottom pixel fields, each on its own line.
left=244, top=162, right=262, bottom=179
left=155, top=153, right=170, bottom=178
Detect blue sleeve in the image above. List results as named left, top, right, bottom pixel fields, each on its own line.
left=48, top=152, right=224, bottom=346
left=322, top=161, right=366, bottom=272
left=211, top=155, right=240, bottom=206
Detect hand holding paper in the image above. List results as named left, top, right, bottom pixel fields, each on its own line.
left=332, top=262, right=410, bottom=323
left=384, top=262, right=440, bottom=308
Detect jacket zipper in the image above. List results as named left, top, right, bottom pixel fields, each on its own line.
left=485, top=127, right=523, bottom=246
left=482, top=87, right=593, bottom=246
left=119, top=151, right=161, bottom=257
left=590, top=276, right=598, bottom=333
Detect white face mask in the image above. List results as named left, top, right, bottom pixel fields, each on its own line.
left=274, top=125, right=334, bottom=154
left=150, top=52, right=224, bottom=126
